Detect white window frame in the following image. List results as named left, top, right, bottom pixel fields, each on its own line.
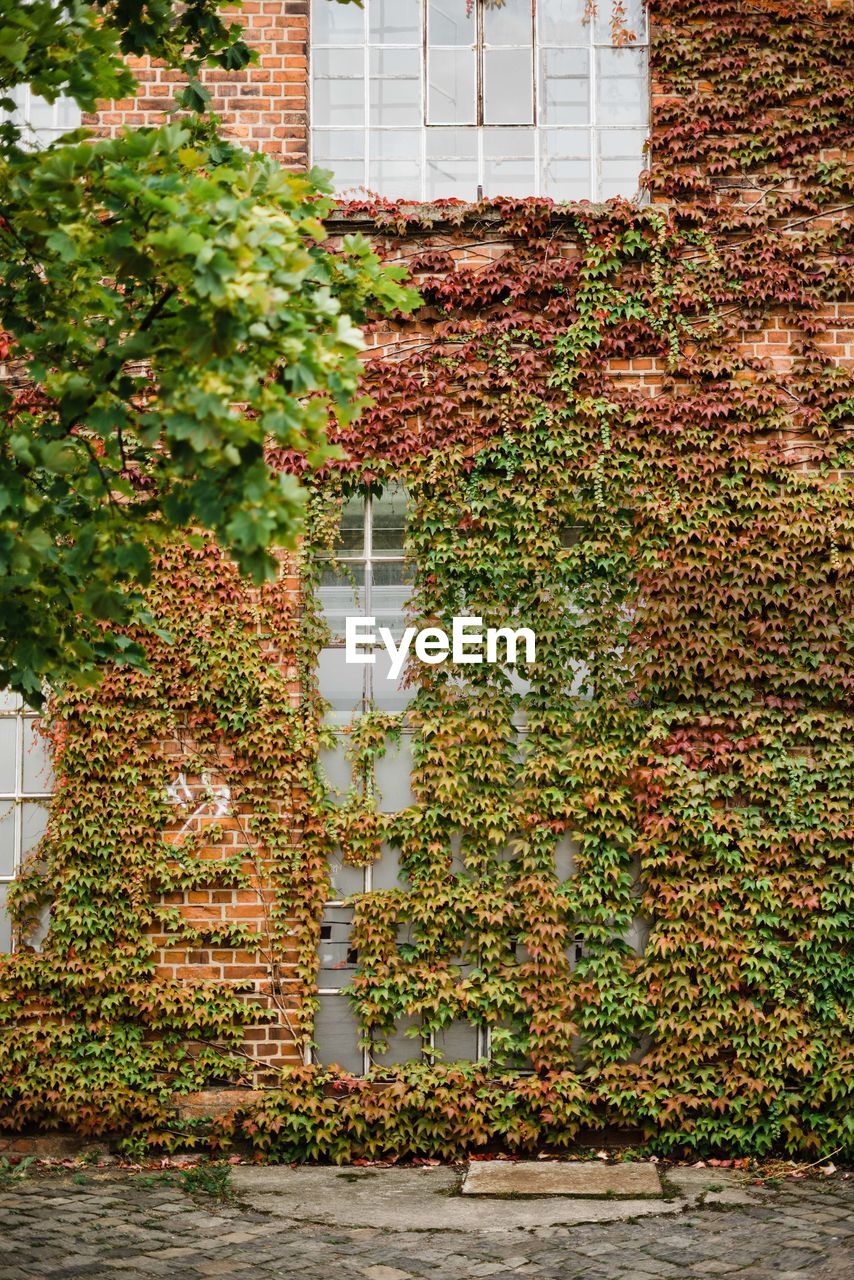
left=5, top=85, right=81, bottom=148
left=0, top=694, right=53, bottom=952
left=309, top=0, right=649, bottom=202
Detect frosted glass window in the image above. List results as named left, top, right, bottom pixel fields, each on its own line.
left=372, top=1018, right=423, bottom=1065
left=434, top=1021, right=481, bottom=1061
left=0, top=704, right=53, bottom=952
left=312, top=1, right=647, bottom=199
left=314, top=995, right=365, bottom=1073
left=375, top=736, right=415, bottom=813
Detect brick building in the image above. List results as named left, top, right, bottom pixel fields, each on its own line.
left=1, top=0, right=851, bottom=1148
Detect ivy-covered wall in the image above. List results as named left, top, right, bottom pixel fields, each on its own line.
left=0, top=0, right=851, bottom=1158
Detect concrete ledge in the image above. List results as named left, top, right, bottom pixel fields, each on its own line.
left=461, top=1160, right=662, bottom=1197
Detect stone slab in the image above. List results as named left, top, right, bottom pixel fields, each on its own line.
left=231, top=1165, right=677, bottom=1231
left=462, top=1160, right=662, bottom=1198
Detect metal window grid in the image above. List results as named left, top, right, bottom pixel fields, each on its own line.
left=309, top=0, right=650, bottom=202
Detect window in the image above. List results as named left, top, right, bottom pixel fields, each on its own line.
left=310, top=0, right=648, bottom=201
left=4, top=85, right=81, bottom=148
left=0, top=694, right=53, bottom=951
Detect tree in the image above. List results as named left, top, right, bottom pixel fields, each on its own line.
left=0, top=0, right=416, bottom=701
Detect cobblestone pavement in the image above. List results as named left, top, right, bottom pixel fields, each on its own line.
left=0, top=1171, right=850, bottom=1280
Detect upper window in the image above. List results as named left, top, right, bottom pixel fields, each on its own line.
left=0, top=694, right=53, bottom=952
left=310, top=0, right=648, bottom=202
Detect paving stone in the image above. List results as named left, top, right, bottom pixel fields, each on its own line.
left=462, top=1160, right=661, bottom=1197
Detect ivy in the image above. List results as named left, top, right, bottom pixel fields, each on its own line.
left=0, top=1, right=851, bottom=1160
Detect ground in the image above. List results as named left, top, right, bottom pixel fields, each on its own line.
left=0, top=1166, right=850, bottom=1279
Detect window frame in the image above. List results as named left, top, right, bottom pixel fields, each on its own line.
left=0, top=694, right=53, bottom=952
left=309, top=0, right=650, bottom=203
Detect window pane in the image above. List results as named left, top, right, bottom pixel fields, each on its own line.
left=372, top=842, right=406, bottom=890
left=311, top=0, right=364, bottom=43
left=369, top=0, right=422, bottom=43
left=0, top=808, right=15, bottom=878
left=539, top=0, right=588, bottom=43
left=372, top=485, right=408, bottom=552
left=600, top=126, right=647, bottom=158
left=371, top=561, right=412, bottom=638
left=319, top=906, right=357, bottom=989
left=375, top=736, right=414, bottom=813
left=372, top=1018, right=423, bottom=1066
left=0, top=719, right=16, bottom=793
left=0, top=692, right=21, bottom=712
left=541, top=47, right=589, bottom=125
left=599, top=155, right=643, bottom=199
left=313, top=76, right=365, bottom=127
left=594, top=0, right=647, bottom=43
left=483, top=49, right=534, bottom=125
left=428, top=0, right=476, bottom=45
left=483, top=0, right=534, bottom=45
left=428, top=48, right=477, bottom=124
left=320, top=742, right=353, bottom=802
left=22, top=719, right=51, bottom=793
left=317, top=562, right=365, bottom=638
left=337, top=492, right=366, bottom=552
left=21, top=801, right=49, bottom=861
left=372, top=648, right=418, bottom=714
left=370, top=47, right=421, bottom=78
left=0, top=884, right=10, bottom=953
left=370, top=78, right=421, bottom=127
left=318, top=648, right=364, bottom=725
left=542, top=128, right=591, bottom=199
left=555, top=834, right=578, bottom=882
left=313, top=47, right=363, bottom=78
left=369, top=155, right=423, bottom=199
left=596, top=47, right=647, bottom=126
left=482, top=128, right=535, bottom=196
left=312, top=129, right=364, bottom=163
left=426, top=127, right=478, bottom=198
left=314, top=995, right=364, bottom=1073
left=434, top=1021, right=480, bottom=1061
left=329, top=848, right=365, bottom=898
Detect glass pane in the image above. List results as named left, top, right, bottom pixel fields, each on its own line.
left=370, top=47, right=421, bottom=77
left=541, top=47, right=589, bottom=125
left=596, top=47, right=648, bottom=126
left=21, top=801, right=49, bottom=861
left=318, top=906, right=357, bottom=989
left=539, top=0, right=588, bottom=43
left=600, top=155, right=643, bottom=199
left=311, top=0, right=364, bottom=43
left=542, top=153, right=591, bottom=200
left=371, top=561, right=412, bottom=638
left=337, top=492, right=366, bottom=552
left=482, top=128, right=535, bottom=196
left=372, top=842, right=406, bottom=890
left=372, top=485, right=408, bottom=553
left=434, top=1021, right=480, bottom=1061
left=313, top=76, right=365, bottom=127
left=329, top=848, right=365, bottom=898
left=600, top=126, right=647, bottom=158
left=370, top=77, right=421, bottom=127
left=483, top=49, right=534, bottom=125
left=426, top=128, right=478, bottom=199
left=319, top=741, right=353, bottom=801
left=317, top=562, right=365, bottom=638
left=372, top=647, right=418, bottom=714
left=0, top=807, right=15, bottom=877
left=369, top=156, right=423, bottom=199
left=314, top=995, right=364, bottom=1073
left=428, top=0, right=476, bottom=45
left=313, top=47, right=363, bottom=78
left=0, top=692, right=21, bottom=712
left=369, top=130, right=421, bottom=162
left=22, top=719, right=51, bottom=793
left=554, top=833, right=578, bottom=881
left=0, top=884, right=10, bottom=953
left=484, top=0, right=534, bottom=44
left=428, top=48, right=476, bottom=125
left=370, top=0, right=422, bottom=43
left=320, top=158, right=366, bottom=191
left=318, top=648, right=364, bottom=725
left=594, top=0, right=647, bottom=43
left=0, top=719, right=17, bottom=793
left=372, top=1017, right=423, bottom=1066
left=312, top=129, right=364, bottom=162
left=375, top=736, right=414, bottom=813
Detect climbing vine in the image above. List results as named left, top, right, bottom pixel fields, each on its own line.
left=0, top=0, right=851, bottom=1159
